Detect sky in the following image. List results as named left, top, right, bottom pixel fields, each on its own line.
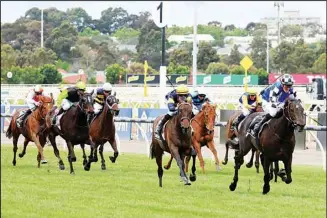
left=1, top=1, right=326, bottom=28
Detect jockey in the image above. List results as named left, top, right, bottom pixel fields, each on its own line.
left=52, top=81, right=86, bottom=125
left=154, top=84, right=192, bottom=140
left=249, top=74, right=297, bottom=137
left=191, top=88, right=210, bottom=115
left=89, top=82, right=113, bottom=123
left=17, top=85, right=44, bottom=127
left=231, top=88, right=262, bottom=131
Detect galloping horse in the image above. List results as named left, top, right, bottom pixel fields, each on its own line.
left=164, top=103, right=221, bottom=173
left=84, top=94, right=120, bottom=171
left=6, top=95, right=54, bottom=168
left=150, top=102, right=194, bottom=187
left=229, top=99, right=305, bottom=194
left=45, top=93, right=94, bottom=174
left=223, top=105, right=263, bottom=173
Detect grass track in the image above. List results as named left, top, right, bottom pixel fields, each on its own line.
left=1, top=146, right=326, bottom=218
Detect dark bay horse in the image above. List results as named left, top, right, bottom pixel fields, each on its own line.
left=45, top=93, right=94, bottom=174
left=164, top=103, right=221, bottom=173
left=223, top=105, right=263, bottom=173
left=84, top=94, right=120, bottom=171
left=6, top=96, right=54, bottom=168
left=150, top=102, right=194, bottom=187
left=229, top=99, right=306, bottom=194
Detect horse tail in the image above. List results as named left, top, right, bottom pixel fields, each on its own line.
left=150, top=142, right=155, bottom=159
left=6, top=119, right=13, bottom=139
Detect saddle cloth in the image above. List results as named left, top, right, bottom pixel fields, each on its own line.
left=16, top=110, right=29, bottom=127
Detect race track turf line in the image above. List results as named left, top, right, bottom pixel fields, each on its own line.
left=1, top=146, right=326, bottom=218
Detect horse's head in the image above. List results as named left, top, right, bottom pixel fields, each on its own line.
left=202, top=103, right=217, bottom=135
left=176, top=102, right=193, bottom=133
left=39, top=96, right=54, bottom=119
left=105, top=94, right=120, bottom=116
left=284, top=98, right=306, bottom=132
left=80, top=93, right=94, bottom=114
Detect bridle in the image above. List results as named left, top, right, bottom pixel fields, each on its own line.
left=192, top=104, right=215, bottom=135
left=176, top=102, right=192, bottom=130
left=105, top=95, right=119, bottom=116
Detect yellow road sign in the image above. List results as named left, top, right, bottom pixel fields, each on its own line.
left=240, top=56, right=253, bottom=71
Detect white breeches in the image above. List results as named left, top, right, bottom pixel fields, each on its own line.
left=262, top=99, right=284, bottom=117
left=61, top=99, right=73, bottom=111
left=192, top=104, right=200, bottom=115
left=94, top=102, right=103, bottom=114
left=27, top=103, right=36, bottom=110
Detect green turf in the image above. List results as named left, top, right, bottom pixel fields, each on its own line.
left=1, top=145, right=326, bottom=218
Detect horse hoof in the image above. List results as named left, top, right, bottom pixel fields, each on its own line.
left=163, top=165, right=170, bottom=170
left=109, top=156, right=116, bottom=163
left=229, top=183, right=237, bottom=191
left=83, top=159, right=87, bottom=166
left=12, top=161, right=16, bottom=166
left=189, top=174, right=196, bottom=182
left=184, top=182, right=191, bottom=186
left=19, top=153, right=24, bottom=158
left=246, top=163, right=253, bottom=168
left=84, top=164, right=90, bottom=171
left=285, top=178, right=292, bottom=184
left=71, top=157, right=77, bottom=162
left=101, top=165, right=106, bottom=170
left=41, top=160, right=48, bottom=164
left=59, top=164, right=65, bottom=170
left=70, top=171, right=75, bottom=175
left=216, top=165, right=222, bottom=172
left=262, top=185, right=270, bottom=194
left=222, top=160, right=228, bottom=165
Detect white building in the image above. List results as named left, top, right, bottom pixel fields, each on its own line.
left=168, top=34, right=215, bottom=44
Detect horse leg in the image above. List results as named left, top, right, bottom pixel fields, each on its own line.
left=19, top=138, right=29, bottom=158
left=185, top=155, right=191, bottom=172
left=246, top=148, right=255, bottom=168
left=99, top=143, right=106, bottom=170
left=109, top=138, right=119, bottom=163
left=255, top=150, right=260, bottom=173
left=207, top=141, right=222, bottom=171
left=229, top=150, right=242, bottom=191
left=154, top=144, right=164, bottom=187
left=262, top=154, right=271, bottom=194
left=80, top=143, right=87, bottom=166
left=274, top=161, right=279, bottom=183
left=164, top=154, right=173, bottom=170
left=269, top=163, right=274, bottom=181
left=189, top=153, right=197, bottom=182
left=193, top=140, right=205, bottom=174
left=84, top=142, right=96, bottom=171
left=222, top=141, right=229, bottom=165
left=282, top=155, right=293, bottom=184
left=171, top=146, right=191, bottom=186
left=12, top=135, right=19, bottom=166
left=66, top=141, right=75, bottom=175
left=31, top=134, right=47, bottom=165
left=48, top=133, right=65, bottom=170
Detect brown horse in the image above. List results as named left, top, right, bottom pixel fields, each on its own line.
left=45, top=92, right=94, bottom=174
left=150, top=102, right=194, bottom=187
left=229, top=99, right=306, bottom=194
left=223, top=105, right=263, bottom=173
left=6, top=95, right=54, bottom=167
left=163, top=103, right=221, bottom=173
left=84, top=94, right=120, bottom=171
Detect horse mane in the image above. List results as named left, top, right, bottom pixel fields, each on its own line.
left=40, top=95, right=53, bottom=103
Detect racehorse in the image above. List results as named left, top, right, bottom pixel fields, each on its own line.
left=229, top=98, right=305, bottom=194
left=45, top=92, right=94, bottom=174
left=223, top=105, right=263, bottom=173
left=150, top=102, right=194, bottom=187
left=84, top=94, right=120, bottom=171
left=6, top=95, right=54, bottom=168
left=163, top=103, right=221, bottom=173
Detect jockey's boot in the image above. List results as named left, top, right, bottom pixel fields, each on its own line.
left=17, top=109, right=32, bottom=128
left=154, top=114, right=171, bottom=140
left=252, top=113, right=272, bottom=138
left=87, top=113, right=94, bottom=124
left=232, top=114, right=245, bottom=131
left=52, top=108, right=64, bottom=125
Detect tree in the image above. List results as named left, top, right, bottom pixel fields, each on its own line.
left=312, top=53, right=326, bottom=73
left=43, top=7, right=67, bottom=28
left=168, top=47, right=192, bottom=67
left=167, top=63, right=190, bottom=74
left=272, top=41, right=297, bottom=73
left=99, top=7, right=129, bottom=34
left=205, top=62, right=229, bottom=74
left=45, top=21, right=78, bottom=60
left=224, top=24, right=236, bottom=31
left=250, top=35, right=269, bottom=69
left=20, top=66, right=44, bottom=84
left=127, top=11, right=151, bottom=29
left=25, top=7, right=41, bottom=20
left=245, top=22, right=256, bottom=32
left=208, top=21, right=222, bottom=28
left=197, top=42, right=220, bottom=71
left=79, top=27, right=101, bottom=37
left=66, top=7, right=92, bottom=32
left=112, top=27, right=140, bottom=43
left=1, top=44, right=17, bottom=69
left=127, top=62, right=158, bottom=74
left=94, top=42, right=119, bottom=71
left=105, top=63, right=126, bottom=84
left=281, top=24, right=303, bottom=37
left=227, top=45, right=244, bottom=66
left=229, top=65, right=244, bottom=75
left=40, top=64, right=62, bottom=84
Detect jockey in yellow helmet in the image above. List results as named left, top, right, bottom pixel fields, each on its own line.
left=154, top=84, right=192, bottom=140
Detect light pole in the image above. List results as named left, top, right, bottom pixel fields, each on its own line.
left=266, top=27, right=270, bottom=74
left=192, top=5, right=198, bottom=89
left=274, top=1, right=284, bottom=74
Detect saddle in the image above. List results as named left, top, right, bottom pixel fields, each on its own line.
left=16, top=110, right=30, bottom=128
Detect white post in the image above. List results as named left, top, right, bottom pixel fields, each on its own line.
left=192, top=6, right=198, bottom=89
left=41, top=9, right=44, bottom=48
left=159, top=66, right=167, bottom=109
